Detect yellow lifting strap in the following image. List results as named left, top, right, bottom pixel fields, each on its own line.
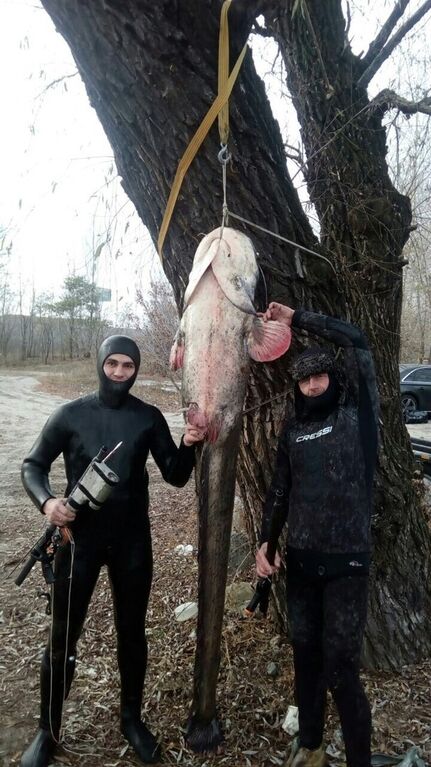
left=218, top=0, right=231, bottom=146
left=157, top=0, right=247, bottom=258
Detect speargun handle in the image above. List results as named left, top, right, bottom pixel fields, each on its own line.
left=14, top=524, right=57, bottom=587
left=243, top=488, right=286, bottom=618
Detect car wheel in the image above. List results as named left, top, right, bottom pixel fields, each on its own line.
left=401, top=394, right=418, bottom=419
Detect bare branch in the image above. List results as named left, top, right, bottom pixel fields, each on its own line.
left=358, top=0, right=431, bottom=88
left=361, top=0, right=410, bottom=70
left=371, top=88, right=431, bottom=116
left=36, top=71, right=78, bottom=99
left=284, top=142, right=302, bottom=165
left=345, top=0, right=352, bottom=38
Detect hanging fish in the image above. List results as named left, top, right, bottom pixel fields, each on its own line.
left=170, top=227, right=291, bottom=752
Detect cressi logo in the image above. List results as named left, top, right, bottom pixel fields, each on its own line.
left=296, top=426, right=333, bottom=443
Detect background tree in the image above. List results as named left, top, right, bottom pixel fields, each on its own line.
left=385, top=45, right=431, bottom=363
left=35, top=292, right=56, bottom=364
left=38, top=0, right=431, bottom=667
left=0, top=228, right=15, bottom=362
left=54, top=274, right=103, bottom=358
left=18, top=280, right=36, bottom=361
left=131, top=279, right=179, bottom=381
left=401, top=232, right=431, bottom=361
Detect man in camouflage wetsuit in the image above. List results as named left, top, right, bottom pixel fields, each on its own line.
left=256, top=303, right=378, bottom=767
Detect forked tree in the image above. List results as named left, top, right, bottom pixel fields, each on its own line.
left=39, top=0, right=431, bottom=667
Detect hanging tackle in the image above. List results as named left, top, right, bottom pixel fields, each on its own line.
left=170, top=226, right=291, bottom=751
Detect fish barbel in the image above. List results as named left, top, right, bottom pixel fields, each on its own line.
left=170, top=227, right=291, bottom=752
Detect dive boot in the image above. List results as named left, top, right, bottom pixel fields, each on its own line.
left=287, top=745, right=327, bottom=767
left=20, top=728, right=56, bottom=767
left=121, top=718, right=161, bottom=764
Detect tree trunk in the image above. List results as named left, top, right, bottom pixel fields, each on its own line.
left=40, top=0, right=431, bottom=666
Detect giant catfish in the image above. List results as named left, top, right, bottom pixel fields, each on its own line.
left=170, top=227, right=291, bottom=752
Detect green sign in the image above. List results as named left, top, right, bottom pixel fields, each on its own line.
left=97, top=287, right=111, bottom=302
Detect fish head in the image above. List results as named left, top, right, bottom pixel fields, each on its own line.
left=184, top=227, right=257, bottom=315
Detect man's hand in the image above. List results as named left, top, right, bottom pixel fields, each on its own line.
left=256, top=542, right=282, bottom=578
left=43, top=498, right=76, bottom=527
left=260, top=302, right=295, bottom=326
left=183, top=423, right=206, bottom=446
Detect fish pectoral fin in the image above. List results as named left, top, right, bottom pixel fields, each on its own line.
left=247, top=317, right=292, bottom=362
left=183, top=230, right=223, bottom=309
left=169, top=330, right=185, bottom=371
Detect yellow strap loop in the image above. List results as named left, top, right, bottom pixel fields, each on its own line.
left=158, top=1, right=246, bottom=258
left=218, top=0, right=231, bottom=146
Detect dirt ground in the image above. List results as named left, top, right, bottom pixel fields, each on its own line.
left=0, top=365, right=430, bottom=767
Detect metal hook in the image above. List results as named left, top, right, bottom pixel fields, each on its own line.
left=218, top=143, right=231, bottom=164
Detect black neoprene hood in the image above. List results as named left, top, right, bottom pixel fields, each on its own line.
left=97, top=335, right=141, bottom=406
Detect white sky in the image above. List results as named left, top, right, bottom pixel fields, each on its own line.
left=0, top=0, right=163, bottom=319
left=0, top=0, right=430, bottom=318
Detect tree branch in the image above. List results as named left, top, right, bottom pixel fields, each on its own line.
left=361, top=0, right=410, bottom=70
left=36, top=71, right=78, bottom=99
left=358, top=0, right=431, bottom=88
left=371, top=88, right=431, bottom=116
left=284, top=142, right=302, bottom=164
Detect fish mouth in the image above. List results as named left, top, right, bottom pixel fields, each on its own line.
left=186, top=403, right=221, bottom=444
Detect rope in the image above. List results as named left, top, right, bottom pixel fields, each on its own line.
left=215, top=5, right=336, bottom=280
left=226, top=210, right=337, bottom=274
left=157, top=0, right=337, bottom=286
left=49, top=533, right=75, bottom=744
left=242, top=390, right=289, bottom=416
left=218, top=143, right=231, bottom=235
left=158, top=1, right=247, bottom=258
left=48, top=531, right=107, bottom=759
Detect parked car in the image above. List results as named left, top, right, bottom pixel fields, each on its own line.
left=400, top=364, right=431, bottom=417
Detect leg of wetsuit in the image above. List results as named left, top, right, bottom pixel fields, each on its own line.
left=287, top=574, right=327, bottom=750
left=323, top=576, right=371, bottom=767
left=108, top=528, right=160, bottom=764
left=21, top=540, right=101, bottom=767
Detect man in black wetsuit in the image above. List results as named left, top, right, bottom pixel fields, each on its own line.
left=20, top=335, right=205, bottom=767
left=256, top=303, right=379, bottom=767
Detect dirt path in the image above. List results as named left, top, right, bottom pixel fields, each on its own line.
left=0, top=374, right=430, bottom=767
left=0, top=375, right=68, bottom=764
left=0, top=375, right=67, bottom=505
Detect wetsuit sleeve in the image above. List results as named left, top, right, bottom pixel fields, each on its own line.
left=150, top=410, right=195, bottom=487
left=292, top=309, right=379, bottom=490
left=21, top=405, right=70, bottom=512
left=260, top=424, right=291, bottom=544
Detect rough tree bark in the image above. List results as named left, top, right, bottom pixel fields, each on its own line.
left=40, top=0, right=431, bottom=667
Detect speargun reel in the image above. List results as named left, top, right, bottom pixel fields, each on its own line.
left=15, top=444, right=121, bottom=587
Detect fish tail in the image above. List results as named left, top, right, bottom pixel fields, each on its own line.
left=186, top=432, right=240, bottom=752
